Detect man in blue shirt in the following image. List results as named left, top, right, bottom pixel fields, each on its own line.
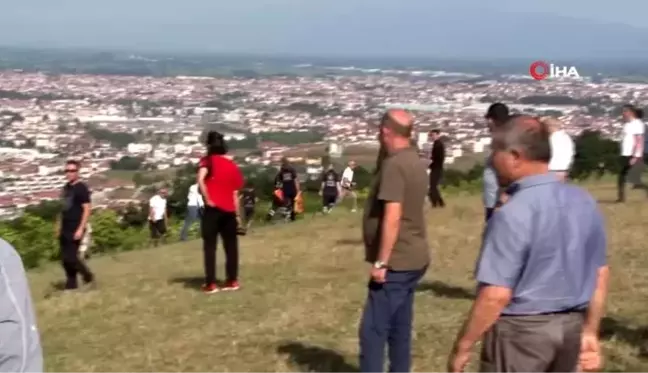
left=448, top=115, right=609, bottom=372
left=0, top=238, right=43, bottom=372
left=483, top=103, right=509, bottom=221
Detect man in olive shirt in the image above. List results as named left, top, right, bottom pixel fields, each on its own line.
left=360, top=109, right=429, bottom=372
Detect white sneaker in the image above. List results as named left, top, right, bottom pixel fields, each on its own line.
left=351, top=209, right=357, bottom=213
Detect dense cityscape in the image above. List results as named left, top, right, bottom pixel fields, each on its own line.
left=0, top=54, right=646, bottom=219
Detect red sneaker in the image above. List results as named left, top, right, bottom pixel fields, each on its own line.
left=222, top=280, right=240, bottom=291
left=201, top=283, right=220, bottom=294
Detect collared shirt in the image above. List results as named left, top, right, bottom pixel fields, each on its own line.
left=482, top=154, right=499, bottom=209
left=475, top=173, right=607, bottom=315
left=187, top=184, right=204, bottom=207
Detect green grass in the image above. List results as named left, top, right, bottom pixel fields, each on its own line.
left=29, top=182, right=648, bottom=371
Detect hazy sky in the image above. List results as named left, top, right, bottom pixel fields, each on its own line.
left=2, top=0, right=647, bottom=58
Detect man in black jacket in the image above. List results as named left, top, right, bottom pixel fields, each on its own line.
left=428, top=129, right=446, bottom=207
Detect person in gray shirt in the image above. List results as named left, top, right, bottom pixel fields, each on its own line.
left=0, top=238, right=43, bottom=372
left=483, top=103, right=509, bottom=221
left=448, top=116, right=609, bottom=372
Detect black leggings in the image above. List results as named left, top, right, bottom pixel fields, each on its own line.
left=201, top=206, right=239, bottom=285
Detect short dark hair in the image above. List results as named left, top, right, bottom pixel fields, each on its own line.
left=429, top=129, right=441, bottom=135
left=205, top=131, right=228, bottom=155
left=485, top=103, right=510, bottom=125
left=623, top=104, right=644, bottom=119
left=491, top=115, right=551, bottom=163
left=66, top=160, right=80, bottom=169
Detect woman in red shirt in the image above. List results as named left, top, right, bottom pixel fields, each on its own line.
left=197, top=131, right=244, bottom=294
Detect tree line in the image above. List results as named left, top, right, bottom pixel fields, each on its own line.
left=0, top=130, right=622, bottom=270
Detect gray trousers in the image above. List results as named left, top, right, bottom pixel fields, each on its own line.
left=480, top=312, right=584, bottom=372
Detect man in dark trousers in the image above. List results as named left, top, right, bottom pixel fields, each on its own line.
left=56, top=160, right=95, bottom=290
left=428, top=129, right=446, bottom=208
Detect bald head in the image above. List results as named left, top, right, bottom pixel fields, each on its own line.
left=491, top=115, right=551, bottom=163
left=381, top=109, right=414, bottom=138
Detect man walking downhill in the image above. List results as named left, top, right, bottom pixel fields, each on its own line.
left=0, top=238, right=43, bottom=372
left=148, top=188, right=169, bottom=247
left=542, top=117, right=575, bottom=182
left=319, top=163, right=341, bottom=214
left=340, top=160, right=358, bottom=212
left=428, top=129, right=446, bottom=208
left=448, top=116, right=609, bottom=373
left=180, top=183, right=203, bottom=241
left=483, top=103, right=509, bottom=221
left=360, top=109, right=429, bottom=372
left=617, top=104, right=645, bottom=202
left=56, top=160, right=95, bottom=290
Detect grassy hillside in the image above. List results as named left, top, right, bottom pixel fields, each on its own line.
left=30, top=182, right=648, bottom=371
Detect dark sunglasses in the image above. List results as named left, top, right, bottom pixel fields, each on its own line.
left=64, top=169, right=78, bottom=173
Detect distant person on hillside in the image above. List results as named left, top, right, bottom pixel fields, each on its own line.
left=428, top=129, right=446, bottom=208
left=56, top=159, right=95, bottom=290
left=180, top=183, right=204, bottom=241
left=483, top=103, right=509, bottom=221
left=596, top=162, right=606, bottom=179
left=267, top=158, right=300, bottom=221
left=448, top=116, right=608, bottom=373
left=0, top=238, right=43, bottom=372
left=542, top=117, right=575, bottom=182
left=240, top=183, right=257, bottom=230
left=617, top=104, right=645, bottom=202
left=319, top=164, right=341, bottom=214
left=148, top=188, right=169, bottom=247
left=629, top=108, right=647, bottom=189
left=198, top=131, right=244, bottom=294
left=340, top=160, right=358, bottom=212
left=360, top=109, right=429, bottom=372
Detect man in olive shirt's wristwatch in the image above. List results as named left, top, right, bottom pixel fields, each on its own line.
left=373, top=261, right=387, bottom=269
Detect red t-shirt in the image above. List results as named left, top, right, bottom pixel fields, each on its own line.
left=198, top=155, right=244, bottom=212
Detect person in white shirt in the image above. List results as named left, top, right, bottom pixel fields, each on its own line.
left=339, top=160, right=358, bottom=212
left=617, top=104, right=645, bottom=203
left=180, top=183, right=204, bottom=241
left=148, top=188, right=168, bottom=247
left=541, top=117, right=575, bottom=182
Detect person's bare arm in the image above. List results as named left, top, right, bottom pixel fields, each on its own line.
left=197, top=167, right=212, bottom=206
left=233, top=191, right=241, bottom=218
left=633, top=134, right=644, bottom=160
left=583, top=266, right=610, bottom=335
left=454, top=286, right=511, bottom=349
left=77, top=203, right=91, bottom=234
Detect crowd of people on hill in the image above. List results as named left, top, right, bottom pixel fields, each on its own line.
left=3, top=101, right=648, bottom=372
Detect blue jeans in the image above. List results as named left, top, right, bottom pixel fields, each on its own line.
left=359, top=267, right=427, bottom=372
left=180, top=206, right=201, bottom=241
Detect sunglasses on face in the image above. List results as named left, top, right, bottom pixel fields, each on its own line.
left=64, top=169, right=78, bottom=173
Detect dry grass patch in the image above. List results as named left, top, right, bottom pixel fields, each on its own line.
left=29, top=182, right=648, bottom=371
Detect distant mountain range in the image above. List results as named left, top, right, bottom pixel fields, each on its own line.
left=0, top=2, right=646, bottom=61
